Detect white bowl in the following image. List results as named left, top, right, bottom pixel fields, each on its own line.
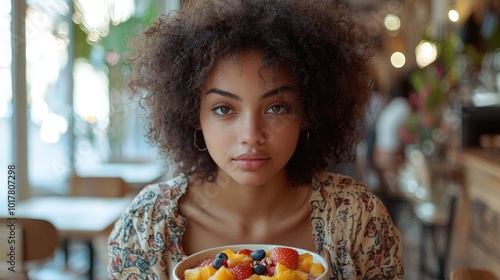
left=173, top=244, right=330, bottom=280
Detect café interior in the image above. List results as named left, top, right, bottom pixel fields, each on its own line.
left=1, top=0, right=499, bottom=279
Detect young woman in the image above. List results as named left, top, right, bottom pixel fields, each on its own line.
left=108, top=1, right=404, bottom=279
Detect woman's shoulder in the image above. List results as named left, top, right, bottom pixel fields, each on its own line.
left=310, top=171, right=396, bottom=234
left=126, top=173, right=189, bottom=215
left=311, top=172, right=403, bottom=279
left=313, top=171, right=374, bottom=196
left=108, top=174, right=189, bottom=279
left=311, top=171, right=382, bottom=212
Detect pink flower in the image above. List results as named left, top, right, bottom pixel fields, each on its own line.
left=434, top=64, right=445, bottom=78
left=419, top=87, right=431, bottom=101
left=409, top=92, right=422, bottom=111
left=419, top=112, right=434, bottom=128
left=398, top=127, right=415, bottom=144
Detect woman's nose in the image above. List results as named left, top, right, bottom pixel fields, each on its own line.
left=238, top=114, right=266, bottom=146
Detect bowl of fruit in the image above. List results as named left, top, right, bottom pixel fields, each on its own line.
left=173, top=244, right=329, bottom=280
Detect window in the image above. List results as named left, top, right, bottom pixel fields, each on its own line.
left=26, top=0, right=73, bottom=193
left=2, top=0, right=177, bottom=197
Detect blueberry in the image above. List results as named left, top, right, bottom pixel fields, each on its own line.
left=252, top=249, right=266, bottom=261
left=212, top=258, right=225, bottom=269
left=215, top=252, right=228, bottom=260
left=253, top=263, right=267, bottom=275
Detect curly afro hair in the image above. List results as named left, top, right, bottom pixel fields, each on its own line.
left=127, top=0, right=376, bottom=185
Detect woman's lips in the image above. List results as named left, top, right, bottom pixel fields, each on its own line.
left=233, top=153, right=270, bottom=170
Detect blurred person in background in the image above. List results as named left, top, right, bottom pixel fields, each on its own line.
left=371, top=70, right=413, bottom=216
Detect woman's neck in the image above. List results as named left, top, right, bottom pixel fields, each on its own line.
left=180, top=170, right=314, bottom=254
left=216, top=170, right=299, bottom=216
left=186, top=169, right=310, bottom=223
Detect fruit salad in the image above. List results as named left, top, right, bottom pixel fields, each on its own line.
left=183, top=247, right=325, bottom=280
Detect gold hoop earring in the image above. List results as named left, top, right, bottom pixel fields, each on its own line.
left=194, top=130, right=207, bottom=151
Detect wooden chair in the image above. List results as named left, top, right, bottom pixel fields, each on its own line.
left=450, top=268, right=499, bottom=280
left=0, top=218, right=59, bottom=279
left=69, top=174, right=130, bottom=197
left=65, top=174, right=129, bottom=278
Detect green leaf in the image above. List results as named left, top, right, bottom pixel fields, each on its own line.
left=73, top=21, right=92, bottom=59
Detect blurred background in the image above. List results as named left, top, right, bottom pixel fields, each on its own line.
left=1, top=0, right=176, bottom=199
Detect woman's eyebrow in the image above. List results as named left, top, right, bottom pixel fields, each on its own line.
left=205, top=88, right=242, bottom=101
left=204, top=85, right=297, bottom=101
left=260, top=86, right=297, bottom=100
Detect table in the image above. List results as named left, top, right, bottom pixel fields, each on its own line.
left=75, top=162, right=165, bottom=191
left=17, top=196, right=132, bottom=279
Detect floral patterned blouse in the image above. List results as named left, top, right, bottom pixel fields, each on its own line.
left=108, top=171, right=404, bottom=280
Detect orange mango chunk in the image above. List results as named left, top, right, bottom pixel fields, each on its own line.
left=297, top=253, right=313, bottom=273
left=184, top=265, right=217, bottom=280
left=209, top=266, right=235, bottom=280
left=274, top=263, right=307, bottom=280
left=309, top=263, right=325, bottom=277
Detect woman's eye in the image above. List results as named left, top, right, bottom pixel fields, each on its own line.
left=212, top=105, right=234, bottom=116
left=266, top=104, right=289, bottom=114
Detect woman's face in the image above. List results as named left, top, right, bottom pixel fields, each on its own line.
left=199, top=51, right=302, bottom=187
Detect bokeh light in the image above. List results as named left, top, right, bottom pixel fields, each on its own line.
left=391, top=52, right=406, bottom=68
left=415, top=40, right=438, bottom=68
left=448, top=10, right=459, bottom=22
left=384, top=14, right=401, bottom=31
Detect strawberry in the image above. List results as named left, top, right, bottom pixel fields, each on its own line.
left=267, top=265, right=275, bottom=276
left=236, top=249, right=253, bottom=256
left=198, top=258, right=214, bottom=267
left=228, top=263, right=254, bottom=280
left=270, top=247, right=299, bottom=270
